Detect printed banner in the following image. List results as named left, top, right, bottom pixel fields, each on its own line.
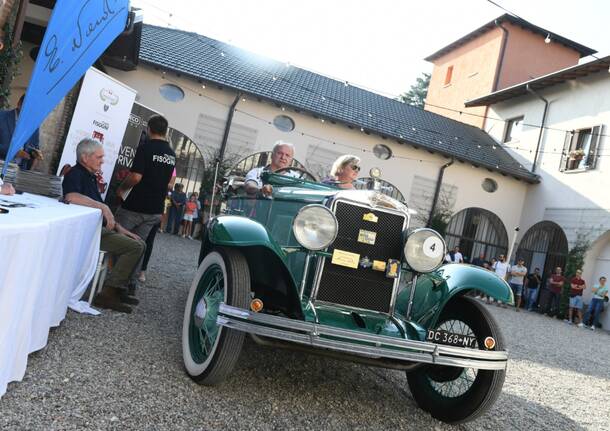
left=105, top=102, right=161, bottom=208
left=2, top=0, right=129, bottom=176
left=57, top=67, right=136, bottom=198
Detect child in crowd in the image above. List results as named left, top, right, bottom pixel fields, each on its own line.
left=181, top=193, right=198, bottom=239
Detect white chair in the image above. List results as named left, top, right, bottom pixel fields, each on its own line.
left=88, top=251, right=109, bottom=304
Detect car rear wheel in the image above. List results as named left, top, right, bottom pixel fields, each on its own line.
left=182, top=248, right=250, bottom=385
left=406, top=296, right=506, bottom=424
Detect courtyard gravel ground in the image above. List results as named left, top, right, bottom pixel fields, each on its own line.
left=1, top=233, right=609, bottom=431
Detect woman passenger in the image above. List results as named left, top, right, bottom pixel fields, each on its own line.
left=325, top=155, right=361, bottom=189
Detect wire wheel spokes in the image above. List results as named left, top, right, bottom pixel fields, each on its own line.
left=189, top=265, right=225, bottom=363
left=428, top=319, right=479, bottom=398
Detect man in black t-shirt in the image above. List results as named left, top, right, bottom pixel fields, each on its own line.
left=115, top=115, right=176, bottom=291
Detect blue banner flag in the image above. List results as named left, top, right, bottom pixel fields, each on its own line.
left=1, top=0, right=129, bottom=177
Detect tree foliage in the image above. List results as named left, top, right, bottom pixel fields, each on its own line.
left=399, top=72, right=430, bottom=108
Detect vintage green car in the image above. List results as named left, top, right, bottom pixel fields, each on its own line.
left=182, top=168, right=513, bottom=424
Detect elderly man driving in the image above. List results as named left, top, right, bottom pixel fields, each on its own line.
left=244, top=141, right=295, bottom=196
left=62, top=138, right=145, bottom=313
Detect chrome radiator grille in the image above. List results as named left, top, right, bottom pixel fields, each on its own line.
left=314, top=200, right=406, bottom=313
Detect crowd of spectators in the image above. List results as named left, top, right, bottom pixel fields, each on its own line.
left=447, top=248, right=609, bottom=330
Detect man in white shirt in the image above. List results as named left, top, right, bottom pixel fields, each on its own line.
left=509, top=258, right=528, bottom=311
left=245, top=141, right=295, bottom=196
left=444, top=246, right=464, bottom=263
left=492, top=254, right=510, bottom=308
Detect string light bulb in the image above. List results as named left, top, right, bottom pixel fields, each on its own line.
left=544, top=33, right=551, bottom=44
left=344, top=81, right=349, bottom=87
left=220, top=51, right=226, bottom=57
left=272, top=76, right=277, bottom=81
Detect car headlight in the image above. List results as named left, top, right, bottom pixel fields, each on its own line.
left=292, top=204, right=338, bottom=250
left=403, top=228, right=446, bottom=273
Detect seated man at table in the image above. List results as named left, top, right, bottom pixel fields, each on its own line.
left=0, top=176, right=15, bottom=195
left=62, top=138, right=145, bottom=313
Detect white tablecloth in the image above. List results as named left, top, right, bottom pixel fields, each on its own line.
left=0, top=193, right=102, bottom=398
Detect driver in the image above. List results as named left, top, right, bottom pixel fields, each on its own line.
left=244, top=141, right=296, bottom=196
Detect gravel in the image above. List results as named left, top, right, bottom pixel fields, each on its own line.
left=1, top=233, right=609, bottom=430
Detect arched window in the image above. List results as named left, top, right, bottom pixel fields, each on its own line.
left=515, top=221, right=568, bottom=276
left=354, top=177, right=405, bottom=202
left=445, top=208, right=508, bottom=263
left=167, top=128, right=205, bottom=195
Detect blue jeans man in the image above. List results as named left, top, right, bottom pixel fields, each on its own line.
left=525, top=287, right=539, bottom=311
left=584, top=298, right=605, bottom=328
left=167, top=205, right=184, bottom=234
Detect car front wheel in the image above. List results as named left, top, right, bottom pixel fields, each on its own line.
left=406, top=296, right=506, bottom=424
left=182, top=248, right=250, bottom=385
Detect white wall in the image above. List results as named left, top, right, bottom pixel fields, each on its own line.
left=108, top=64, right=528, bottom=248
left=486, top=72, right=610, bottom=307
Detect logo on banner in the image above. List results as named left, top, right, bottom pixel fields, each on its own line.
left=100, top=88, right=120, bottom=112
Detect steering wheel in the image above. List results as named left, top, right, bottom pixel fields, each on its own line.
left=273, top=166, right=318, bottom=182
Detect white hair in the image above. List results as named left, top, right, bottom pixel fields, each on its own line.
left=272, top=140, right=294, bottom=155
left=76, top=138, right=103, bottom=162
left=330, top=155, right=361, bottom=177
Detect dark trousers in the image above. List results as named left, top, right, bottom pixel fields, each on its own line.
left=141, top=222, right=160, bottom=271
left=543, top=291, right=561, bottom=316
left=167, top=206, right=184, bottom=234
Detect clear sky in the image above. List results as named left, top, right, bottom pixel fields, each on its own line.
left=130, top=0, right=609, bottom=97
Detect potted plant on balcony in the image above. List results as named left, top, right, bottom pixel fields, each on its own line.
left=569, top=148, right=585, bottom=161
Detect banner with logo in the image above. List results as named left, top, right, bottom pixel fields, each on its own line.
left=56, top=67, right=136, bottom=197
left=104, top=102, right=161, bottom=208
left=1, top=0, right=129, bottom=177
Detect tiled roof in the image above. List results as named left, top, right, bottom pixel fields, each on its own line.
left=425, top=14, right=596, bottom=62
left=466, top=55, right=610, bottom=107
left=138, top=24, right=539, bottom=183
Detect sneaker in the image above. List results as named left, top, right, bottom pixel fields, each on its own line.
left=138, top=271, right=146, bottom=283
left=577, top=323, right=584, bottom=328
left=564, top=319, right=572, bottom=324
left=590, top=325, right=595, bottom=330
left=188, top=235, right=193, bottom=240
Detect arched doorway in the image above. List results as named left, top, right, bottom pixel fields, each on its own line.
left=515, top=221, right=568, bottom=276
left=354, top=177, right=405, bottom=202
left=167, top=128, right=205, bottom=195
left=445, top=208, right=508, bottom=263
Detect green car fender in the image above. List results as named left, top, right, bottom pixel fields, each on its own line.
left=202, top=215, right=305, bottom=318
left=396, top=264, right=514, bottom=329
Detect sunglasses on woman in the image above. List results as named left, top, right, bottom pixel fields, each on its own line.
left=350, top=165, right=361, bottom=171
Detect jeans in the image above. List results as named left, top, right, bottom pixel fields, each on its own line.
left=526, top=287, right=539, bottom=310
left=509, top=282, right=523, bottom=297
left=584, top=298, right=605, bottom=327
left=543, top=291, right=561, bottom=316
left=167, top=206, right=184, bottom=234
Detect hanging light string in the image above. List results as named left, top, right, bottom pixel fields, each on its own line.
left=136, top=0, right=610, bottom=150
left=160, top=74, right=443, bottom=165
left=140, top=3, right=610, bottom=167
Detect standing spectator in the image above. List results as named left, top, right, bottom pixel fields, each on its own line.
left=471, top=252, right=487, bottom=267
left=525, top=267, right=542, bottom=311
left=115, top=115, right=176, bottom=294
left=493, top=255, right=509, bottom=307
left=545, top=267, right=565, bottom=317
left=138, top=222, right=161, bottom=283
left=0, top=94, right=42, bottom=170
left=509, top=258, right=528, bottom=311
left=584, top=276, right=608, bottom=330
left=445, top=246, right=464, bottom=263
left=159, top=191, right=172, bottom=232
left=566, top=269, right=586, bottom=326
left=181, top=193, right=198, bottom=239
left=167, top=183, right=187, bottom=234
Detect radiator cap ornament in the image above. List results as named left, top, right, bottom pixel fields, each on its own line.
left=386, top=259, right=400, bottom=278
left=359, top=256, right=372, bottom=269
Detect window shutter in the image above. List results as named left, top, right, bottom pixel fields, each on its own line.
left=587, top=125, right=603, bottom=170
left=559, top=131, right=572, bottom=172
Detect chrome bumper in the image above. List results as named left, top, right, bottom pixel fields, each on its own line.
left=217, top=304, right=507, bottom=370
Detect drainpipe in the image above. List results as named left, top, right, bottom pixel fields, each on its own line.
left=482, top=20, right=509, bottom=130
left=526, top=84, right=549, bottom=173
left=427, top=158, right=454, bottom=228
left=208, top=92, right=242, bottom=217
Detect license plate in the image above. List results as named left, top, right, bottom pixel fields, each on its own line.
left=426, top=330, right=478, bottom=349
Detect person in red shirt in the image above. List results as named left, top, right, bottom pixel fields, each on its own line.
left=565, top=269, right=586, bottom=326
left=545, top=267, right=565, bottom=317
